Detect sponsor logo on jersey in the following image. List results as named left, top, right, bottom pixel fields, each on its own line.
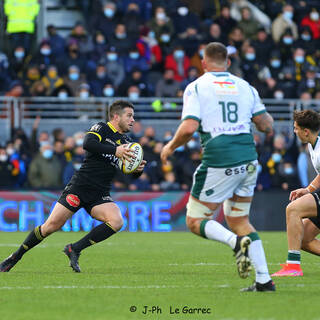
left=105, top=138, right=116, bottom=145
left=116, top=139, right=121, bottom=145
left=66, top=194, right=80, bottom=207
left=102, top=195, right=113, bottom=201
left=90, top=124, right=102, bottom=132
left=213, top=78, right=238, bottom=95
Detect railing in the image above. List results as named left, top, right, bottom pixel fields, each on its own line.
left=0, top=97, right=319, bottom=142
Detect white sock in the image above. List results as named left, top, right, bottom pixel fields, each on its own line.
left=204, top=220, right=237, bottom=249
left=248, top=239, right=271, bottom=284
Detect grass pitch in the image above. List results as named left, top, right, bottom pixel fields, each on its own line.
left=0, top=231, right=319, bottom=320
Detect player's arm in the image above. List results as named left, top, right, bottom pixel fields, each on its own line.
left=252, top=112, right=274, bottom=134
left=290, top=174, right=320, bottom=201
left=161, top=119, right=199, bottom=163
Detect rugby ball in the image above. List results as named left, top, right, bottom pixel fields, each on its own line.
left=118, top=143, right=143, bottom=174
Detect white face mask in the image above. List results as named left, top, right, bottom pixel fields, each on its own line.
left=178, top=7, right=188, bottom=16
left=6, top=148, right=14, bottom=155
left=156, top=12, right=166, bottom=20
left=0, top=154, right=8, bottom=162
left=80, top=91, right=89, bottom=99
left=311, top=12, right=319, bottom=21
left=58, top=91, right=68, bottom=100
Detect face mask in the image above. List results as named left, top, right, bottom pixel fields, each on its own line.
left=80, top=91, right=89, bottom=99
left=311, top=12, right=319, bottom=21
left=274, top=91, right=284, bottom=99
left=295, top=56, right=304, bottom=64
left=40, top=48, right=51, bottom=55
left=199, top=49, right=204, bottom=58
left=48, top=70, right=57, bottom=78
left=176, top=145, right=185, bottom=152
left=283, top=37, right=293, bottom=45
left=14, top=51, right=25, bottom=59
left=257, top=164, right=262, bottom=174
left=156, top=12, right=166, bottom=20
left=43, top=149, right=53, bottom=159
left=284, top=167, right=294, bottom=175
left=96, top=38, right=105, bottom=44
left=40, top=141, right=49, bottom=147
left=161, top=34, right=170, bottom=43
left=69, top=72, right=79, bottom=81
left=148, top=31, right=155, bottom=38
left=129, top=52, right=139, bottom=59
left=0, top=155, right=8, bottom=162
left=76, top=139, right=84, bottom=146
left=116, top=33, right=126, bottom=39
left=129, top=92, right=139, bottom=100
left=174, top=50, right=184, bottom=59
left=104, top=8, right=115, bottom=18
left=107, top=53, right=117, bottom=61
left=177, top=7, right=188, bottom=16
left=97, top=72, right=106, bottom=79
left=271, top=59, right=281, bottom=68
left=245, top=53, right=255, bottom=61
left=103, top=87, right=114, bottom=96
left=301, top=34, right=311, bottom=41
left=6, top=148, right=14, bottom=155
left=58, top=91, right=68, bottom=99
left=272, top=153, right=282, bottom=163
left=187, top=140, right=197, bottom=149
left=73, top=163, right=82, bottom=171
left=283, top=11, right=293, bottom=20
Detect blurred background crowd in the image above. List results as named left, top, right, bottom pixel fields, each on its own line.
left=0, top=0, right=320, bottom=191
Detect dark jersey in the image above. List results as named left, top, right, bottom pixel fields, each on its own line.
left=70, top=121, right=130, bottom=191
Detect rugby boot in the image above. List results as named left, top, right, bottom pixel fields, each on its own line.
left=241, top=280, right=276, bottom=292
left=0, top=253, right=19, bottom=272
left=233, top=236, right=252, bottom=279
left=63, top=244, right=81, bottom=273
left=271, top=263, right=303, bottom=277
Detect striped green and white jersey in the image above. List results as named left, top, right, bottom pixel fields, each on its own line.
left=182, top=71, right=266, bottom=168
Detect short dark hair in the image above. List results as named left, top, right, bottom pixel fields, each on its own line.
left=205, top=42, right=227, bottom=64
left=109, top=100, right=134, bottom=120
left=293, top=110, right=320, bottom=132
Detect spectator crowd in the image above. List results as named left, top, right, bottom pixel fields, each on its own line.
left=0, top=0, right=320, bottom=191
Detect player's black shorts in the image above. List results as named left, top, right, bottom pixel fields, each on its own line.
left=58, top=183, right=113, bottom=214
left=309, top=191, right=320, bottom=229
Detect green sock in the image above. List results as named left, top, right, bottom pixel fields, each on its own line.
left=287, top=250, right=300, bottom=264
left=14, top=226, right=45, bottom=260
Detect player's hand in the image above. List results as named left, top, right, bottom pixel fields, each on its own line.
left=115, top=144, right=134, bottom=161
left=160, top=143, right=175, bottom=165
left=135, top=160, right=147, bottom=172
left=289, top=188, right=309, bottom=201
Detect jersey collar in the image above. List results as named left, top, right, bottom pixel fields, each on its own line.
left=210, top=71, right=230, bottom=77
left=107, top=122, right=117, bottom=133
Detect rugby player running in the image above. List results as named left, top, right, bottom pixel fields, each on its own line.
left=0, top=100, right=145, bottom=273
left=161, top=42, right=275, bottom=291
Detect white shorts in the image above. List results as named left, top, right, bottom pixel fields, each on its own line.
left=191, top=160, right=258, bottom=203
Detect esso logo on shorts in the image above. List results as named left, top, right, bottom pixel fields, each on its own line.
left=66, top=194, right=80, bottom=207
left=225, top=166, right=246, bottom=176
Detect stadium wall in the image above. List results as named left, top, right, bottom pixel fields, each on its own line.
left=0, top=190, right=288, bottom=232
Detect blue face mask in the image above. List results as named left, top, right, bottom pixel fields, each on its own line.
left=301, top=34, right=311, bottom=41
left=283, top=37, right=293, bottom=45
left=284, top=167, right=294, bottom=175
left=245, top=53, right=255, bottom=61
left=69, top=72, right=79, bottom=81
left=14, top=51, right=25, bottom=59
left=103, top=87, right=114, bottom=96
left=41, top=48, right=51, bottom=55
left=272, top=153, right=282, bottom=163
left=43, top=149, right=53, bottom=159
left=174, top=50, right=184, bottom=59
left=176, top=145, right=185, bottom=152
left=187, top=140, right=197, bottom=149
left=161, top=34, right=170, bottom=43
left=129, top=92, right=139, bottom=100
left=199, top=49, right=204, bottom=58
left=295, top=56, right=304, bottom=64
left=107, top=53, right=117, bottom=61
left=116, top=33, right=126, bottom=39
left=104, top=8, right=115, bottom=18
left=148, top=31, right=155, bottom=39
left=129, top=52, right=139, bottom=59
left=73, top=163, right=82, bottom=171
left=271, top=59, right=281, bottom=68
left=283, top=11, right=293, bottom=20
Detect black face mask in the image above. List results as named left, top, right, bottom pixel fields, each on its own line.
left=165, top=79, right=174, bottom=84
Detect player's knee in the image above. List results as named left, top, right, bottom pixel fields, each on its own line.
left=286, top=202, right=299, bottom=222
left=186, top=216, right=199, bottom=234
left=107, top=215, right=123, bottom=232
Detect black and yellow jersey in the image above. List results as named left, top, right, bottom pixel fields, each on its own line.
left=69, top=121, right=130, bottom=191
